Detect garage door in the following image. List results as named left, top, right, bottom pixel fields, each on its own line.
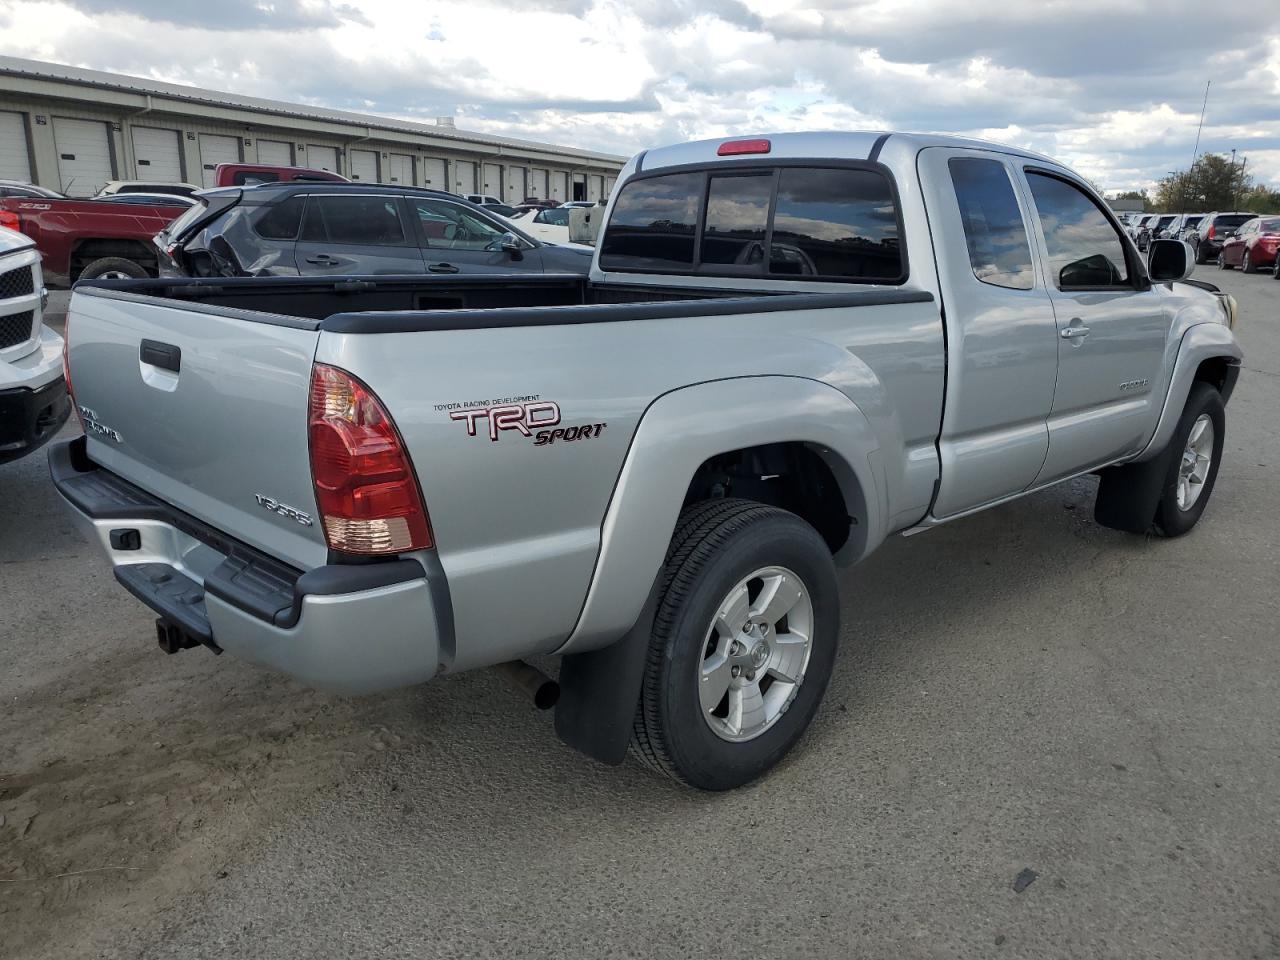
left=482, top=163, right=503, bottom=200
left=421, top=157, right=446, bottom=190
left=505, top=165, right=527, bottom=202
left=385, top=153, right=415, bottom=186
left=0, top=112, right=31, bottom=182
left=451, top=160, right=476, bottom=195
left=529, top=168, right=549, bottom=202
left=54, top=118, right=114, bottom=196
left=131, top=127, right=183, bottom=182
left=587, top=175, right=604, bottom=201
left=305, top=145, right=339, bottom=174
left=198, top=134, right=241, bottom=188
left=550, top=171, right=567, bottom=202
left=257, top=139, right=292, bottom=166
left=349, top=149, right=378, bottom=183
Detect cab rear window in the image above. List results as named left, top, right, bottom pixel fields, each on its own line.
left=599, top=165, right=905, bottom=283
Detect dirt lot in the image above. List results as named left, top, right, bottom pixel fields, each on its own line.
left=2, top=272, right=1278, bottom=959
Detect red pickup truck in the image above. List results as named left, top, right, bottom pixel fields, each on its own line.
left=0, top=197, right=184, bottom=287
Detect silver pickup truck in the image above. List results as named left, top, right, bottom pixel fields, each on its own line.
left=51, top=132, right=1242, bottom=790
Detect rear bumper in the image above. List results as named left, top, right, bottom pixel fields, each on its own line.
left=48, top=437, right=450, bottom=693
left=0, top=376, right=70, bottom=464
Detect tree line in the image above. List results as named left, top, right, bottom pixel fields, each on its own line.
left=1111, top=153, right=1280, bottom=214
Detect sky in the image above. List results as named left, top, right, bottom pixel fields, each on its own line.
left=1, top=0, right=1277, bottom=194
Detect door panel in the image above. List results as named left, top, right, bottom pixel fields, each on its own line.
left=0, top=112, right=32, bottom=182
left=54, top=117, right=114, bottom=196
left=451, top=160, right=476, bottom=195
left=349, top=149, right=379, bottom=183
left=304, top=144, right=339, bottom=173
left=198, top=134, right=241, bottom=188
left=257, top=139, right=293, bottom=166
left=421, top=157, right=446, bottom=190
left=482, top=163, right=503, bottom=200
left=918, top=147, right=1059, bottom=517
left=131, top=127, right=183, bottom=182
left=293, top=195, right=426, bottom=275
left=1020, top=168, right=1173, bottom=482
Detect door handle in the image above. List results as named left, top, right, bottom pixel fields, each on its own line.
left=305, top=254, right=340, bottom=265
left=139, top=339, right=181, bottom=373
left=1060, top=321, right=1091, bottom=341
left=427, top=262, right=460, bottom=274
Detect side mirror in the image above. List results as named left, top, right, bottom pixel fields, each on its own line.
left=1148, top=238, right=1194, bottom=282
left=487, top=232, right=525, bottom=259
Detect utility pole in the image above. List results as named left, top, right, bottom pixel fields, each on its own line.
left=1236, top=155, right=1247, bottom=210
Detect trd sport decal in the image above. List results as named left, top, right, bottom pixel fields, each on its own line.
left=439, top=397, right=607, bottom=445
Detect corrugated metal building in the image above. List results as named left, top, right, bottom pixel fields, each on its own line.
left=0, top=56, right=626, bottom=201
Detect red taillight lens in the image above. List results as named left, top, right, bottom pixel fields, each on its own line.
left=0, top=210, right=20, bottom=232
left=718, top=138, right=771, bottom=156
left=1206, top=224, right=1215, bottom=240
left=308, top=364, right=432, bottom=555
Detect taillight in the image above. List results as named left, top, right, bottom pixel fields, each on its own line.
left=0, top=210, right=20, bottom=232
left=308, top=364, right=432, bottom=555
left=1206, top=224, right=1215, bottom=240
left=718, top=138, right=771, bottom=156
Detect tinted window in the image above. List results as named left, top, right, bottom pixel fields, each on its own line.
left=599, top=172, right=701, bottom=269
left=235, top=171, right=281, bottom=186
left=770, top=169, right=901, bottom=279
left=1259, top=218, right=1280, bottom=233
left=254, top=196, right=305, bottom=239
left=537, top=207, right=569, bottom=226
left=1215, top=214, right=1253, bottom=231
left=303, top=196, right=406, bottom=245
left=1026, top=172, right=1130, bottom=288
left=700, top=173, right=771, bottom=267
left=948, top=157, right=1035, bottom=289
left=414, top=199, right=506, bottom=250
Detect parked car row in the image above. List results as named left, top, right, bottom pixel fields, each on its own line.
left=1121, top=210, right=1263, bottom=266
left=0, top=165, right=597, bottom=286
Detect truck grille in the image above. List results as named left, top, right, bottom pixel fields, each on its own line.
left=0, top=310, right=35, bottom=349
left=0, top=264, right=36, bottom=300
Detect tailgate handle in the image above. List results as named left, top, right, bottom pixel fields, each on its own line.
left=140, top=339, right=181, bottom=373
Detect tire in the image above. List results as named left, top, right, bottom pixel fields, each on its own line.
left=1193, top=242, right=1208, bottom=265
left=1242, top=250, right=1256, bottom=273
left=1152, top=383, right=1226, bottom=537
left=1273, top=257, right=1280, bottom=279
left=79, top=257, right=148, bottom=281
left=1217, top=252, right=1231, bottom=270
left=630, top=498, right=840, bottom=790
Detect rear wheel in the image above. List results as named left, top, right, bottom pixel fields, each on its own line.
left=631, top=499, right=839, bottom=790
left=1243, top=250, right=1256, bottom=273
left=1273, top=257, right=1280, bottom=279
left=1153, top=383, right=1226, bottom=537
left=79, top=257, right=148, bottom=281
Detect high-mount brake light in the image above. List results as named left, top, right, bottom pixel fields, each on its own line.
left=308, top=364, right=433, bottom=555
left=718, top=138, right=772, bottom=157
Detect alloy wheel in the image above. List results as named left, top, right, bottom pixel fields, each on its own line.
left=1177, top=414, right=1215, bottom=511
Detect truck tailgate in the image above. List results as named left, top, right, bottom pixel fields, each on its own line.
left=65, top=288, right=327, bottom=570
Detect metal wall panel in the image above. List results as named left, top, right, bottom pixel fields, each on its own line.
left=198, top=133, right=241, bottom=187
left=131, top=126, right=183, bottom=182
left=53, top=117, right=114, bottom=196
left=0, top=111, right=32, bottom=182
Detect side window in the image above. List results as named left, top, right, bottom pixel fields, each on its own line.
left=770, top=168, right=901, bottom=279
left=303, top=196, right=407, bottom=245
left=1026, top=172, right=1130, bottom=289
left=414, top=199, right=505, bottom=250
left=599, top=172, right=702, bottom=270
left=252, top=196, right=305, bottom=240
left=700, top=173, right=771, bottom=268
left=948, top=157, right=1035, bottom=289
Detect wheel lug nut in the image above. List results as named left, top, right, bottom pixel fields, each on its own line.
left=731, top=666, right=741, bottom=678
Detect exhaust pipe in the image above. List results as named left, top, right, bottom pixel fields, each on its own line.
left=493, top=660, right=560, bottom=710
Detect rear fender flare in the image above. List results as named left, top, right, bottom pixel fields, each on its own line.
left=556, top=375, right=886, bottom=658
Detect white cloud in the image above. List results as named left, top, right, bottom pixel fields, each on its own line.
left=0, top=0, right=1277, bottom=193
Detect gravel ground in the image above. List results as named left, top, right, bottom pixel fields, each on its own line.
left=2, top=272, right=1278, bottom=959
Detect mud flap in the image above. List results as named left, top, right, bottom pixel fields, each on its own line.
left=1094, top=446, right=1174, bottom=534
left=554, top=574, right=661, bottom=765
